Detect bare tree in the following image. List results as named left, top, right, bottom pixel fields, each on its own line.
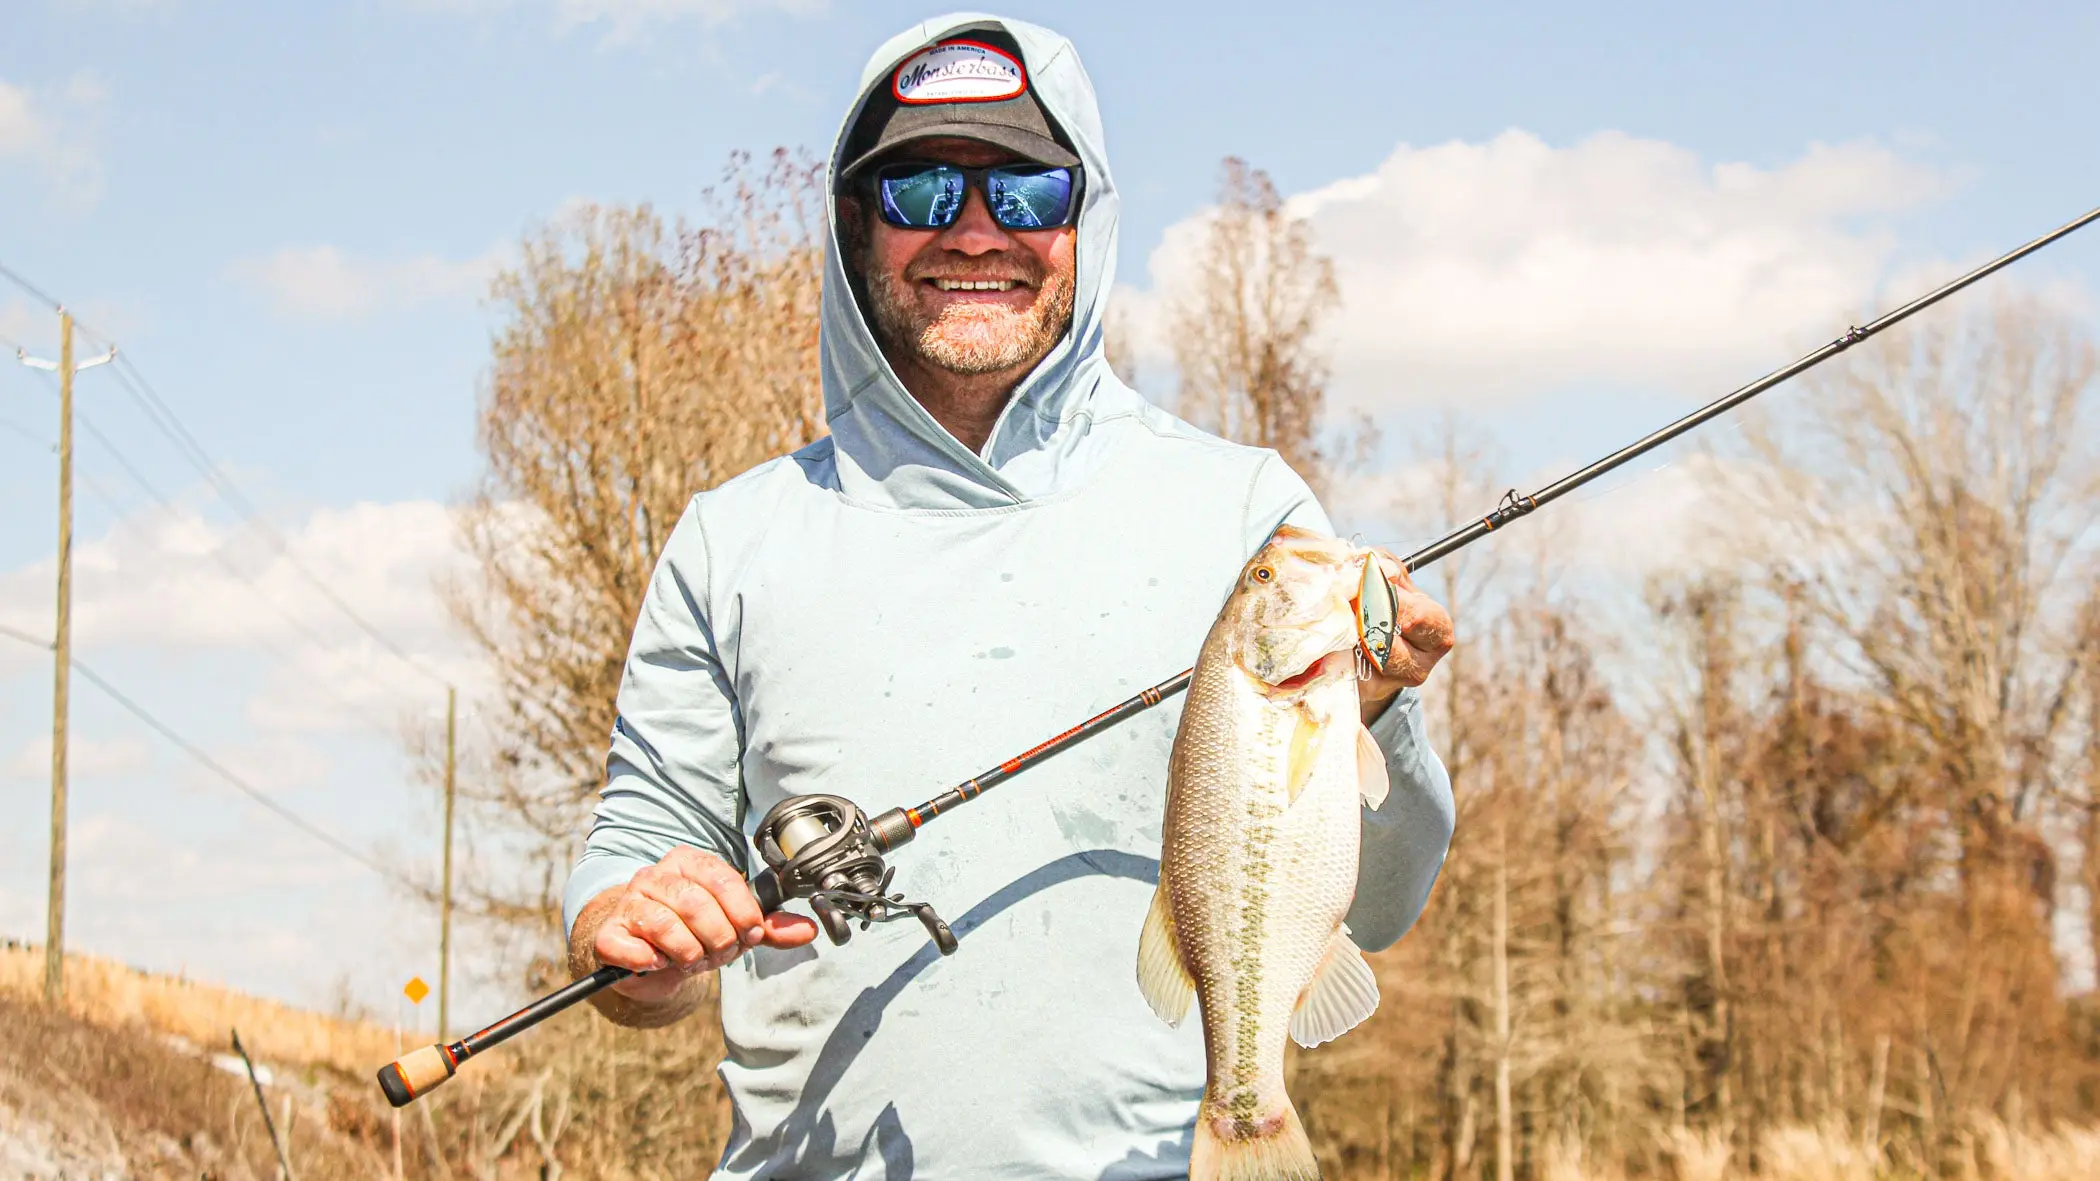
left=1759, top=297, right=2099, bottom=893
left=1168, top=157, right=1343, bottom=491
left=439, top=150, right=827, bottom=934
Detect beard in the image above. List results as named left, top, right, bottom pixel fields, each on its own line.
left=861, top=240, right=1078, bottom=377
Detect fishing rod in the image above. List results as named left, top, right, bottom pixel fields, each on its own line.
left=378, top=202, right=2100, bottom=1108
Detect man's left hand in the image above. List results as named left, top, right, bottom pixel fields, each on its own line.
left=1358, top=549, right=1455, bottom=726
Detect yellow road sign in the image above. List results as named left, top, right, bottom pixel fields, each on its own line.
left=404, top=976, right=430, bottom=1004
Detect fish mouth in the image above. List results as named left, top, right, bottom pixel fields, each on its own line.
left=1261, top=648, right=1355, bottom=695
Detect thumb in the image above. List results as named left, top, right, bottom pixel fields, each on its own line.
left=760, top=910, right=822, bottom=949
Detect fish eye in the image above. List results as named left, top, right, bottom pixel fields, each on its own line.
left=1251, top=566, right=1275, bottom=584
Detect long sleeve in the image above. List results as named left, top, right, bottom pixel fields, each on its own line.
left=561, top=498, right=750, bottom=938
left=1244, top=453, right=1458, bottom=952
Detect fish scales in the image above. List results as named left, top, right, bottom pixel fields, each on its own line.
left=1140, top=527, right=1391, bottom=1181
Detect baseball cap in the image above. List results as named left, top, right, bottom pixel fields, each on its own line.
left=838, top=30, right=1080, bottom=184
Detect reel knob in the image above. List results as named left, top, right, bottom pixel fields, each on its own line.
left=810, top=895, right=853, bottom=946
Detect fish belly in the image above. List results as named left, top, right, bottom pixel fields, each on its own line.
left=1162, top=659, right=1362, bottom=1142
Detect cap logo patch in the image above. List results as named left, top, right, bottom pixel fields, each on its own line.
left=892, top=40, right=1026, bottom=105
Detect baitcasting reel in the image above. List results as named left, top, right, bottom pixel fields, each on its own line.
left=751, top=793, right=958, bottom=955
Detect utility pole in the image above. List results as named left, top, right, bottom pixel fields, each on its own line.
left=15, top=311, right=113, bottom=1004
left=439, top=685, right=455, bottom=1041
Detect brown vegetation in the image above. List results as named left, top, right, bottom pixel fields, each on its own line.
left=0, top=943, right=734, bottom=1179
left=1283, top=301, right=2100, bottom=1178
left=0, top=940, right=395, bottom=1073
left=0, top=990, right=382, bottom=1180
left=1168, top=156, right=1357, bottom=494
left=433, top=148, right=828, bottom=939
left=409, top=147, right=2100, bottom=1178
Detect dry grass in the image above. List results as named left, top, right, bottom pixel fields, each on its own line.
left=0, top=940, right=399, bottom=1076
left=0, top=991, right=386, bottom=1179
left=1505, top=1120, right=2100, bottom=1180
left=1755, top=1123, right=1879, bottom=1181
left=1975, top=1118, right=2100, bottom=1179
left=6, top=937, right=2099, bottom=1178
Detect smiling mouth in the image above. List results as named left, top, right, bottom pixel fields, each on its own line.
left=927, top=278, right=1024, bottom=292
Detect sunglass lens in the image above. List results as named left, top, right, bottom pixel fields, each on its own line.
left=878, top=166, right=966, bottom=228
left=987, top=167, right=1075, bottom=228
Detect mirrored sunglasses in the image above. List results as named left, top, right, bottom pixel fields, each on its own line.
left=869, top=162, right=1080, bottom=231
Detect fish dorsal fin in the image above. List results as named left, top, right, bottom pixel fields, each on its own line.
left=1136, top=882, right=1194, bottom=1026
left=1356, top=724, right=1390, bottom=809
left=1290, top=925, right=1380, bottom=1048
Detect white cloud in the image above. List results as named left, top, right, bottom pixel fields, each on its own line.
left=6, top=733, right=152, bottom=779
left=0, top=81, right=39, bottom=155
left=0, top=499, right=463, bottom=650
left=396, top=0, right=827, bottom=38
left=51, top=0, right=176, bottom=14
left=0, top=297, right=44, bottom=352
left=0, top=72, right=107, bottom=211
left=1128, top=130, right=1945, bottom=411
left=228, top=245, right=501, bottom=321
left=555, top=0, right=826, bottom=35
left=1328, top=448, right=1793, bottom=603
left=0, top=497, right=483, bottom=734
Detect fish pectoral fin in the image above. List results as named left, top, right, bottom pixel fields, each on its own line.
left=1286, top=708, right=1322, bottom=804
left=1356, top=724, right=1391, bottom=809
left=1289, top=926, right=1380, bottom=1048
left=1136, top=883, right=1195, bottom=1026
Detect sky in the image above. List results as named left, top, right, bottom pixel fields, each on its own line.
left=2, top=0, right=2098, bottom=1024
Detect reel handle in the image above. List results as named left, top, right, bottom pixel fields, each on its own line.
left=752, top=865, right=871, bottom=946
left=752, top=793, right=955, bottom=955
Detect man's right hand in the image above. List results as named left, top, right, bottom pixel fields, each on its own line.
left=577, top=846, right=821, bottom=1007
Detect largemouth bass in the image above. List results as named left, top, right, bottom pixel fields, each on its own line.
left=1138, top=526, right=1391, bottom=1181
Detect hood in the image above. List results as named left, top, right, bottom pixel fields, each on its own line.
left=820, top=13, right=1125, bottom=511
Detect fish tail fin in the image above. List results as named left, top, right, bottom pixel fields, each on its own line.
left=1190, top=1101, right=1320, bottom=1181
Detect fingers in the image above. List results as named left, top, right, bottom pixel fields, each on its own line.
left=1366, top=548, right=1455, bottom=687
left=1372, top=548, right=1424, bottom=595
left=594, top=847, right=780, bottom=983
left=592, top=912, right=671, bottom=974
left=665, top=847, right=769, bottom=947
left=632, top=869, right=742, bottom=969
left=760, top=911, right=822, bottom=949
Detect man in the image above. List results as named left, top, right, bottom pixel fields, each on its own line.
left=563, top=15, right=1456, bottom=1178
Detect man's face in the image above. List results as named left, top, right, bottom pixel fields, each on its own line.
left=848, top=138, right=1079, bottom=378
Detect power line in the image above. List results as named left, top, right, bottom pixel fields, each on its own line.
left=98, top=351, right=451, bottom=690
left=0, top=414, right=47, bottom=450
left=65, top=465, right=421, bottom=739
left=15, top=366, right=428, bottom=736
left=0, top=257, right=449, bottom=690
left=0, top=260, right=63, bottom=311
left=0, top=622, right=393, bottom=878
left=15, top=354, right=433, bottom=740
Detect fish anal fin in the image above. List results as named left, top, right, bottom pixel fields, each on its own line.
left=1356, top=724, right=1390, bottom=808
left=1136, top=883, right=1194, bottom=1026
left=1289, top=926, right=1380, bottom=1048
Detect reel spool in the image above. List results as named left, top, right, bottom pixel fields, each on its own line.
left=753, top=794, right=958, bottom=955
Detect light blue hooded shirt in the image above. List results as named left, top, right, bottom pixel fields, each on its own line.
left=562, top=14, right=1455, bottom=1178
